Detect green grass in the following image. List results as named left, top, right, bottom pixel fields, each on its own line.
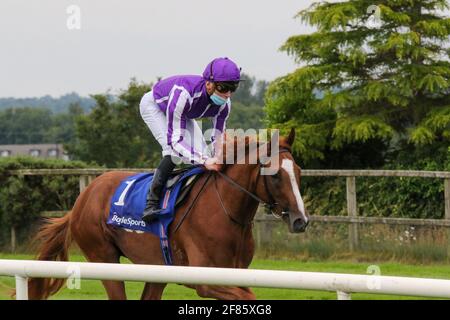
left=1, top=253, right=449, bottom=300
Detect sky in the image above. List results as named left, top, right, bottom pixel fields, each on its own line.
left=0, top=0, right=316, bottom=98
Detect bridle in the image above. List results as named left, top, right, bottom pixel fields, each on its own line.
left=172, top=147, right=292, bottom=234
left=215, top=148, right=291, bottom=227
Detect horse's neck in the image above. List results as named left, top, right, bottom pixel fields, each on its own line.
left=218, top=164, right=260, bottom=221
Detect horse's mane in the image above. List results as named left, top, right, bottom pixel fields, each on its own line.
left=218, top=133, right=291, bottom=165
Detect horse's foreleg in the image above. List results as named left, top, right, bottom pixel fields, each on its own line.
left=101, top=280, right=127, bottom=300
left=141, top=283, right=167, bottom=300
left=195, top=285, right=255, bottom=300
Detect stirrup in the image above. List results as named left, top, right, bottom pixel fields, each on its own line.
left=142, top=207, right=163, bottom=223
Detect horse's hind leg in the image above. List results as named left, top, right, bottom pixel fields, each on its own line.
left=98, top=280, right=126, bottom=300
left=86, top=255, right=127, bottom=300
left=77, top=241, right=127, bottom=300
left=140, top=283, right=167, bottom=300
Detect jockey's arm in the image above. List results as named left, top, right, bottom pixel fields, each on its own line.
left=166, top=88, right=209, bottom=165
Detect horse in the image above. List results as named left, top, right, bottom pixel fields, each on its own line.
left=27, top=128, right=309, bottom=300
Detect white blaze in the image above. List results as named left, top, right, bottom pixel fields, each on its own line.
left=281, top=159, right=307, bottom=222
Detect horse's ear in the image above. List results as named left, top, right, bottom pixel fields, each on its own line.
left=286, top=128, right=295, bottom=146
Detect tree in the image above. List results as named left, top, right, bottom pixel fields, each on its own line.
left=66, top=80, right=160, bottom=168
left=225, top=73, right=268, bottom=129
left=0, top=93, right=95, bottom=113
left=0, top=107, right=53, bottom=144
left=0, top=104, right=85, bottom=145
left=46, top=103, right=85, bottom=144
left=226, top=102, right=265, bottom=130
left=265, top=0, right=450, bottom=168
left=233, top=73, right=269, bottom=106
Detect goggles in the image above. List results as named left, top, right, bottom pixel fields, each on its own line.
left=215, top=81, right=239, bottom=93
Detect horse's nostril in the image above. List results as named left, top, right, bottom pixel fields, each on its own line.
left=293, top=219, right=307, bottom=233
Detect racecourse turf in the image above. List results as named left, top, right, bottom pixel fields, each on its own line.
left=1, top=253, right=449, bottom=300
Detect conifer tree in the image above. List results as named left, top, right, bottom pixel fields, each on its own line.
left=265, top=0, right=450, bottom=166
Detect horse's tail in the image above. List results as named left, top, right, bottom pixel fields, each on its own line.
left=26, top=212, right=73, bottom=300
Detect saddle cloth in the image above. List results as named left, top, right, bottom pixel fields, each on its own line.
left=107, top=166, right=204, bottom=237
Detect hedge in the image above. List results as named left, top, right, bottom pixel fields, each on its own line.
left=0, top=157, right=98, bottom=249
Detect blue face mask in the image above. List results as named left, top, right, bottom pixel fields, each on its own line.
left=210, top=93, right=228, bottom=106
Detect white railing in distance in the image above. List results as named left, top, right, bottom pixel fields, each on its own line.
left=1, top=259, right=450, bottom=300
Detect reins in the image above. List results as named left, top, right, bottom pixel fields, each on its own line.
left=172, top=172, right=212, bottom=234
left=172, top=148, right=291, bottom=232
left=216, top=171, right=265, bottom=203
left=214, top=174, right=253, bottom=227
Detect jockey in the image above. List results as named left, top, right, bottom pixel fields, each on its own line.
left=139, top=57, right=242, bottom=223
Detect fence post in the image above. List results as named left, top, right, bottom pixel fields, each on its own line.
left=346, top=176, right=359, bottom=251
left=337, top=291, right=352, bottom=300
left=10, top=226, right=16, bottom=253
left=79, top=175, right=95, bottom=193
left=15, top=275, right=28, bottom=300
left=444, top=178, right=450, bottom=259
left=260, top=222, right=274, bottom=246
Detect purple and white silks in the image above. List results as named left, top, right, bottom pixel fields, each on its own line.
left=140, top=75, right=230, bottom=164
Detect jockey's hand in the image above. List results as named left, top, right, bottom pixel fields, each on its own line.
left=204, top=157, right=222, bottom=172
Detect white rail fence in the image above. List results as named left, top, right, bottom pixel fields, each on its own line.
left=1, top=259, right=450, bottom=300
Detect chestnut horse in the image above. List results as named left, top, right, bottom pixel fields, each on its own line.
left=27, top=129, right=309, bottom=300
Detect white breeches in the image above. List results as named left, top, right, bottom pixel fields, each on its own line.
left=139, top=91, right=211, bottom=161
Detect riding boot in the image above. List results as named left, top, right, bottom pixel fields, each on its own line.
left=142, top=155, right=176, bottom=223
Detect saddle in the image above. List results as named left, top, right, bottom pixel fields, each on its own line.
left=166, top=166, right=202, bottom=207
left=107, top=165, right=205, bottom=265
left=108, top=166, right=204, bottom=233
